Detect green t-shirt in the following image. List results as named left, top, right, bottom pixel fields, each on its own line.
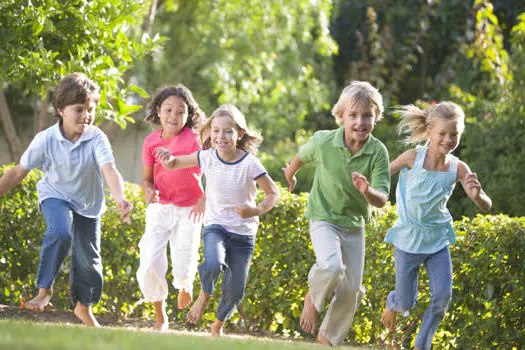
left=299, top=127, right=390, bottom=228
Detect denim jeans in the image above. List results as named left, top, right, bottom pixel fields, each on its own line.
left=38, top=198, right=103, bottom=306
left=386, top=246, right=453, bottom=350
left=198, top=224, right=255, bottom=321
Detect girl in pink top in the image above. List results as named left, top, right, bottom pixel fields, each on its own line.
left=137, top=85, right=206, bottom=331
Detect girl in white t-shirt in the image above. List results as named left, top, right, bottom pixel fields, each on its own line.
left=156, top=104, right=280, bottom=336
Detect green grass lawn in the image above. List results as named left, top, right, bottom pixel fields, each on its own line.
left=0, top=320, right=377, bottom=350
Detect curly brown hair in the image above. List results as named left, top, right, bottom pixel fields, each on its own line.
left=145, top=84, right=206, bottom=131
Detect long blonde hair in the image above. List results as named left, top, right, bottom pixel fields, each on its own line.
left=200, top=104, right=263, bottom=155
left=395, top=101, right=465, bottom=145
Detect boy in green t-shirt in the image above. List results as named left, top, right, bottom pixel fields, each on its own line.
left=283, top=81, right=390, bottom=346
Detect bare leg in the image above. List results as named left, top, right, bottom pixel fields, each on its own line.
left=317, top=332, right=332, bottom=347
left=187, top=289, right=211, bottom=325
left=381, top=307, right=397, bottom=333
left=25, top=288, right=53, bottom=311
left=300, top=292, right=318, bottom=335
left=153, top=300, right=169, bottom=331
left=177, top=289, right=192, bottom=310
left=74, top=302, right=100, bottom=327
left=210, top=319, right=225, bottom=337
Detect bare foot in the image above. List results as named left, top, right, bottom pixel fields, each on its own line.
left=153, top=300, right=169, bottom=331
left=318, top=332, right=332, bottom=347
left=187, top=290, right=211, bottom=325
left=300, top=292, right=318, bottom=335
left=381, top=307, right=397, bottom=333
left=210, top=319, right=225, bottom=337
left=26, top=288, right=53, bottom=311
left=177, top=289, right=192, bottom=310
left=74, top=302, right=100, bottom=327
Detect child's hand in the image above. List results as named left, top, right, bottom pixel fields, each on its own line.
left=117, top=199, right=132, bottom=224
left=281, top=162, right=297, bottom=192
left=189, top=195, right=205, bottom=223
left=156, top=147, right=174, bottom=169
left=352, top=172, right=370, bottom=195
left=464, top=173, right=481, bottom=198
left=235, top=204, right=259, bottom=218
left=144, top=188, right=160, bottom=204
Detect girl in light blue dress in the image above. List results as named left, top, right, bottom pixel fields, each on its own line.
left=381, top=102, right=492, bottom=350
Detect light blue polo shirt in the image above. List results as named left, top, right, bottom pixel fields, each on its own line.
left=20, top=123, right=115, bottom=218
left=299, top=127, right=390, bottom=228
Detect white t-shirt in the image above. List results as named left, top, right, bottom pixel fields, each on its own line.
left=198, top=149, right=267, bottom=236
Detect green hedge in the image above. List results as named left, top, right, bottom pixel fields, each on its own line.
left=0, top=164, right=523, bottom=348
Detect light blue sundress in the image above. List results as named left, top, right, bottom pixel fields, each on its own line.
left=385, top=145, right=458, bottom=254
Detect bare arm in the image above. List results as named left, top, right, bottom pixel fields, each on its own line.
left=0, top=164, right=30, bottom=197
left=156, top=148, right=199, bottom=169
left=281, top=153, right=304, bottom=192
left=351, top=172, right=388, bottom=208
left=141, top=165, right=159, bottom=203
left=457, top=161, right=492, bottom=212
left=235, top=174, right=280, bottom=218
left=390, top=149, right=417, bottom=175
left=101, top=163, right=132, bottom=223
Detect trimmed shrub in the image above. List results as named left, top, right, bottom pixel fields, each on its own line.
left=1, top=164, right=523, bottom=348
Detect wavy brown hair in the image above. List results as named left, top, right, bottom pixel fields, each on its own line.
left=145, top=84, right=206, bottom=131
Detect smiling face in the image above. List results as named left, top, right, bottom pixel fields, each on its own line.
left=341, top=101, right=377, bottom=148
left=427, top=118, right=463, bottom=155
left=157, top=95, right=188, bottom=138
left=58, top=98, right=97, bottom=142
left=210, top=115, right=243, bottom=158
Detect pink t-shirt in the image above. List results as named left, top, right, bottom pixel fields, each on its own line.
left=142, top=127, right=203, bottom=206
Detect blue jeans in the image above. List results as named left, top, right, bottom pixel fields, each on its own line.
left=198, top=224, right=255, bottom=321
left=386, top=246, right=453, bottom=350
left=38, top=198, right=103, bottom=306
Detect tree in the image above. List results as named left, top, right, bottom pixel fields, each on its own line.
left=0, top=0, right=160, bottom=161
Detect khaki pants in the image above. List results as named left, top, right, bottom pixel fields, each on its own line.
left=308, top=220, right=366, bottom=346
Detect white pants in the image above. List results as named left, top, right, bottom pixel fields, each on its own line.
left=137, top=203, right=201, bottom=302
left=308, top=220, right=366, bottom=346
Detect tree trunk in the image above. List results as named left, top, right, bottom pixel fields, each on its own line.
left=0, top=86, right=23, bottom=162
left=37, top=92, right=51, bottom=132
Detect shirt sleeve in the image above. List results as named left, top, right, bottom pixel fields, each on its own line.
left=250, top=156, right=268, bottom=180
left=20, top=132, right=46, bottom=170
left=370, top=142, right=391, bottom=196
left=298, top=131, right=321, bottom=164
left=142, top=137, right=155, bottom=167
left=197, top=149, right=211, bottom=171
left=92, top=131, right=115, bottom=167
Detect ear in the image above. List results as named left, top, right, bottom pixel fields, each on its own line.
left=156, top=105, right=161, bottom=115
left=57, top=108, right=65, bottom=118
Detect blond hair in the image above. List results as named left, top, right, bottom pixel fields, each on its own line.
left=200, top=104, right=263, bottom=155
left=331, top=81, right=384, bottom=125
left=395, top=101, right=465, bottom=145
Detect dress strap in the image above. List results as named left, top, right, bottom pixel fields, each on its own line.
left=412, top=145, right=427, bottom=169
left=448, top=154, right=459, bottom=178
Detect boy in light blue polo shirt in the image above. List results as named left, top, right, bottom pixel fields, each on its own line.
left=283, top=81, right=390, bottom=346
left=0, top=73, right=132, bottom=327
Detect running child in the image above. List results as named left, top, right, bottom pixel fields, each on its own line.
left=283, top=81, right=390, bottom=346
left=0, top=73, right=132, bottom=327
left=137, top=84, right=206, bottom=331
left=156, top=104, right=280, bottom=336
left=381, top=102, right=492, bottom=350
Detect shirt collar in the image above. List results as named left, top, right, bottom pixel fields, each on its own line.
left=332, top=126, right=376, bottom=156
left=52, top=122, right=97, bottom=143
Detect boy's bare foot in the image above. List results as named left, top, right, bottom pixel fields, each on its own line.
left=300, top=292, right=318, bottom=335
left=381, top=307, right=397, bottom=333
left=153, top=300, right=169, bottom=331
left=187, top=290, right=211, bottom=324
left=26, top=288, right=53, bottom=311
left=318, top=332, right=332, bottom=347
left=210, top=319, right=225, bottom=337
left=74, top=302, right=100, bottom=327
left=177, top=289, right=192, bottom=310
